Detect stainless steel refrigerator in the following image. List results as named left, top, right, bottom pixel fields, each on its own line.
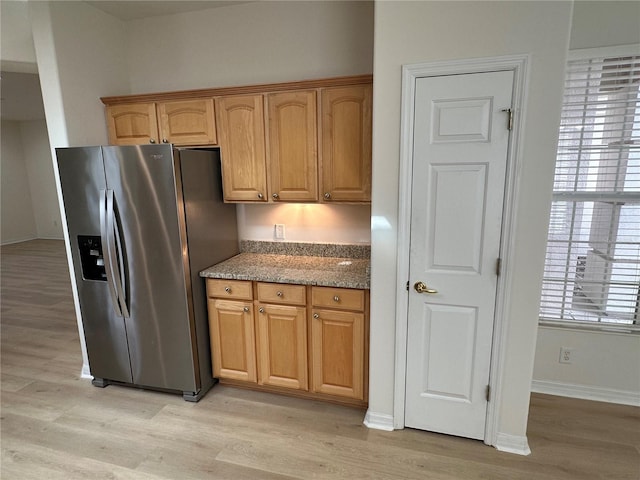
left=56, top=145, right=238, bottom=401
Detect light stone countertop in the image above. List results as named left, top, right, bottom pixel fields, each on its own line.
left=199, top=252, right=370, bottom=290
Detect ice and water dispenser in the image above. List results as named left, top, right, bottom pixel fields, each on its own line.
left=78, top=235, right=107, bottom=281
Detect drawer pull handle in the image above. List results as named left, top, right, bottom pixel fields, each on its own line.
left=224, top=287, right=231, bottom=293
left=276, top=291, right=283, bottom=297
left=313, top=313, right=319, bottom=319
left=243, top=306, right=250, bottom=313
left=333, top=296, right=340, bottom=302
left=259, top=307, right=265, bottom=314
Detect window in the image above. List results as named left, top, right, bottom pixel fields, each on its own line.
left=539, top=48, right=640, bottom=329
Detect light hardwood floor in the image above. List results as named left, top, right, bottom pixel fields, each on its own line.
left=1, top=239, right=639, bottom=479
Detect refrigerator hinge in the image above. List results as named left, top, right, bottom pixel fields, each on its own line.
left=486, top=385, right=490, bottom=402
left=406, top=280, right=409, bottom=292
left=496, top=258, right=502, bottom=277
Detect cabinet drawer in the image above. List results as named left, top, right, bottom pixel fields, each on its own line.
left=257, top=282, right=306, bottom=306
left=312, top=287, right=365, bottom=311
left=206, top=279, right=253, bottom=300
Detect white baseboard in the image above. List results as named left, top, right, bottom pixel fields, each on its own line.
left=363, top=410, right=395, bottom=431
left=494, top=433, right=531, bottom=456
left=531, top=380, right=640, bottom=407
left=1, top=235, right=38, bottom=246
left=80, top=362, right=92, bottom=380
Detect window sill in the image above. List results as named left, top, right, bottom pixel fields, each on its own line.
left=538, top=319, right=640, bottom=335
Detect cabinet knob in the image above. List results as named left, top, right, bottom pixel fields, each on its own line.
left=149, top=138, right=156, bottom=144
left=257, top=193, right=263, bottom=199
left=276, top=291, right=283, bottom=297
left=243, top=306, right=250, bottom=313
left=313, top=313, right=319, bottom=319
left=324, top=192, right=331, bottom=200
left=333, top=295, right=340, bottom=302
left=162, top=138, right=169, bottom=144
left=272, top=193, right=279, bottom=200
left=224, top=286, right=231, bottom=293
left=259, top=307, right=265, bottom=313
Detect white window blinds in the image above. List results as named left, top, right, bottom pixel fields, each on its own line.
left=540, top=52, right=640, bottom=328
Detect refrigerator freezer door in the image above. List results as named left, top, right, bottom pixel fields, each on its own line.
left=56, top=147, right=133, bottom=384
left=102, top=145, right=198, bottom=393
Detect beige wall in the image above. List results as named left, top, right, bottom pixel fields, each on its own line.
left=20, top=119, right=63, bottom=239
left=570, top=0, right=640, bottom=50
left=126, top=1, right=374, bottom=93
left=1, top=120, right=37, bottom=244
left=371, top=1, right=573, bottom=442
left=532, top=1, right=640, bottom=405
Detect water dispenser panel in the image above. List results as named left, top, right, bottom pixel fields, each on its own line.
left=78, top=235, right=107, bottom=281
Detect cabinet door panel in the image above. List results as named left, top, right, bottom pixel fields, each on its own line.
left=215, top=95, right=268, bottom=202
left=208, top=299, right=256, bottom=382
left=321, top=85, right=372, bottom=202
left=311, top=308, right=364, bottom=399
left=267, top=91, right=318, bottom=202
left=106, top=103, right=158, bottom=145
left=256, top=303, right=308, bottom=390
left=157, top=99, right=216, bottom=145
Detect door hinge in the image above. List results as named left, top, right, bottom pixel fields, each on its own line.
left=406, top=280, right=409, bottom=291
left=496, top=258, right=502, bottom=277
left=501, top=108, right=513, bottom=131
left=486, top=385, right=490, bottom=402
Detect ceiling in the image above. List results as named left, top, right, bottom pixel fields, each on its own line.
left=86, top=1, right=252, bottom=20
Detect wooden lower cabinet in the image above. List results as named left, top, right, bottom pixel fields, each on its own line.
left=310, top=308, right=364, bottom=400
left=207, top=298, right=256, bottom=382
left=205, top=278, right=368, bottom=405
left=256, top=303, right=308, bottom=390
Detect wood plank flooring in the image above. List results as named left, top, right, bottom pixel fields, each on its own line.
left=2, top=239, right=639, bottom=479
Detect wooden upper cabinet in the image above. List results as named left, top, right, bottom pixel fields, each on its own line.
left=215, top=95, right=268, bottom=202
left=106, top=103, right=159, bottom=145
left=267, top=90, right=318, bottom=202
left=106, top=99, right=216, bottom=146
left=321, top=85, right=372, bottom=203
left=157, top=98, right=217, bottom=145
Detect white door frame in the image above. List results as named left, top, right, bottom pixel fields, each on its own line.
left=394, top=54, right=530, bottom=446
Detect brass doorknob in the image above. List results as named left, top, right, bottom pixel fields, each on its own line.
left=414, top=281, right=438, bottom=294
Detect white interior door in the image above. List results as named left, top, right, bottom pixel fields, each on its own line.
left=405, top=70, right=514, bottom=440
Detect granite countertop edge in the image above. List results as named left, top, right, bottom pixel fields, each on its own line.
left=200, top=251, right=370, bottom=290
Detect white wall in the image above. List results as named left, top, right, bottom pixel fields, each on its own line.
left=30, top=0, right=132, bottom=377
left=238, top=204, right=371, bottom=244
left=1, top=120, right=37, bottom=243
left=20, top=120, right=63, bottom=239
left=532, top=1, right=640, bottom=406
left=33, top=1, right=130, bottom=147
left=533, top=328, right=640, bottom=405
left=370, top=0, right=572, bottom=446
left=126, top=0, right=375, bottom=245
left=0, top=0, right=37, bottom=72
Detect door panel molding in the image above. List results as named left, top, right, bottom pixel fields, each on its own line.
left=391, top=55, right=530, bottom=448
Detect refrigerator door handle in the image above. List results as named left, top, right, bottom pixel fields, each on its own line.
left=106, top=189, right=130, bottom=318
left=100, top=189, right=122, bottom=317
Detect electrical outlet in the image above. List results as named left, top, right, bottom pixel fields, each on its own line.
left=274, top=224, right=285, bottom=240
left=559, top=347, right=573, bottom=364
